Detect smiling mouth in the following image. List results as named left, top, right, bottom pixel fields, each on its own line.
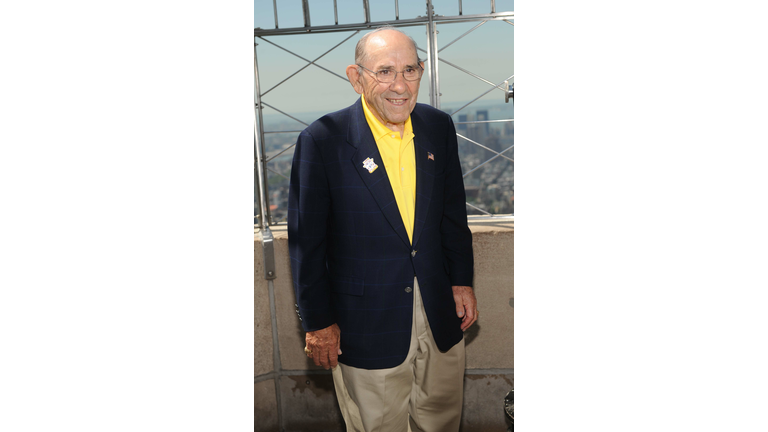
left=386, top=98, right=408, bottom=106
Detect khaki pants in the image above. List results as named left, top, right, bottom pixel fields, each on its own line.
left=332, top=278, right=465, bottom=432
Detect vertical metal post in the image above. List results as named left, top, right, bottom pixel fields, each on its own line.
left=255, top=42, right=281, bottom=432
left=272, top=0, right=279, bottom=28
left=257, top=44, right=279, bottom=427
left=334, top=0, right=339, bottom=24
left=395, top=0, right=400, bottom=20
left=267, top=279, right=282, bottom=429
left=363, top=0, right=371, bottom=23
left=302, top=0, right=311, bottom=27
left=426, top=0, right=440, bottom=109
left=254, top=44, right=273, bottom=230
left=459, top=0, right=463, bottom=15
left=491, top=0, right=496, bottom=13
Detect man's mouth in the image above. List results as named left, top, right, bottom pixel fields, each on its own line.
left=386, top=98, right=408, bottom=106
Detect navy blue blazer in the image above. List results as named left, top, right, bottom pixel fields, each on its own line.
left=288, top=98, right=474, bottom=370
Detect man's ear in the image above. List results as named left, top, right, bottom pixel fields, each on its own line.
left=346, top=65, right=364, bottom=95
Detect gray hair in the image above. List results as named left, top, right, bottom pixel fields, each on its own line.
left=354, top=26, right=421, bottom=67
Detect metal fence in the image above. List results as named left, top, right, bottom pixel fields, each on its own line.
left=255, top=0, right=514, bottom=229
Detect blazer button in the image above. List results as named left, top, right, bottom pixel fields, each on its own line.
left=405, top=287, right=413, bottom=293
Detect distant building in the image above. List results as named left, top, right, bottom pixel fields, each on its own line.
left=504, top=120, right=514, bottom=137
left=476, top=110, right=490, bottom=136
left=486, top=134, right=501, bottom=152
left=457, top=114, right=468, bottom=133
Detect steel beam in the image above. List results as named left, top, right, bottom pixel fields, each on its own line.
left=438, top=20, right=487, bottom=53
left=418, top=46, right=507, bottom=93
left=466, top=201, right=492, bottom=215
left=467, top=214, right=514, bottom=221
left=457, top=133, right=515, bottom=163
left=455, top=119, right=514, bottom=124
left=267, top=167, right=289, bottom=182
left=257, top=36, right=349, bottom=82
left=426, top=0, right=440, bottom=109
left=267, top=143, right=297, bottom=163
left=254, top=11, right=514, bottom=36
left=462, top=145, right=514, bottom=179
left=449, top=74, right=515, bottom=116
left=254, top=44, right=272, bottom=228
left=302, top=0, right=311, bottom=27
left=260, top=31, right=359, bottom=97
left=334, top=0, right=339, bottom=25
left=363, top=0, right=371, bottom=23
left=260, top=102, right=309, bottom=127
left=272, top=0, right=279, bottom=29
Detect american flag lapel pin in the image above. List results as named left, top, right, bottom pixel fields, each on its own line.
left=427, top=152, right=434, bottom=161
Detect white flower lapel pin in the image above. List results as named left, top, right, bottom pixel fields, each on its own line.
left=362, top=157, right=378, bottom=173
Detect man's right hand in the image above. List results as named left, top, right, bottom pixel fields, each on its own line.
left=305, top=323, right=342, bottom=370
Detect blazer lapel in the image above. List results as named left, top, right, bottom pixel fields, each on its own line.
left=348, top=99, right=411, bottom=248
left=411, top=107, right=436, bottom=250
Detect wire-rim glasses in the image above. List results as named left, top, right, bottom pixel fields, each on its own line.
left=357, top=64, right=423, bottom=83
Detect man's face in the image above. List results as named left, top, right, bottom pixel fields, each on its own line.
left=348, top=31, right=423, bottom=130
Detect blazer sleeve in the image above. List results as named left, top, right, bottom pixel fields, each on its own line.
left=440, top=116, right=475, bottom=287
left=287, top=129, right=335, bottom=332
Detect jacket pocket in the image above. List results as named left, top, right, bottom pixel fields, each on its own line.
left=330, top=275, right=365, bottom=296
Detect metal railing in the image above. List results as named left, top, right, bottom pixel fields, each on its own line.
left=255, top=0, right=513, bottom=227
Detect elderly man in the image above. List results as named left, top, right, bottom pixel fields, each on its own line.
left=288, top=26, right=477, bottom=432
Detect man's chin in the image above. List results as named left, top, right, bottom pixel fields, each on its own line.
left=383, top=112, right=411, bottom=125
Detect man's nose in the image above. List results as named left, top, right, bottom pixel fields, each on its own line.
left=389, top=73, right=407, bottom=91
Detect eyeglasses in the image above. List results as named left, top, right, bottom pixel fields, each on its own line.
left=356, top=64, right=423, bottom=83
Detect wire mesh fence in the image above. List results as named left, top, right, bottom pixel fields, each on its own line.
left=255, top=0, right=513, bottom=226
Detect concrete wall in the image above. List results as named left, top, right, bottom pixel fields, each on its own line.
left=255, top=220, right=513, bottom=432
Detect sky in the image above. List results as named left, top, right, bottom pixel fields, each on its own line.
left=254, top=0, right=514, bottom=121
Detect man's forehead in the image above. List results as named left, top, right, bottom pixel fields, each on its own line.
left=365, top=49, right=419, bottom=68
left=373, top=61, right=420, bottom=70
left=365, top=33, right=416, bottom=60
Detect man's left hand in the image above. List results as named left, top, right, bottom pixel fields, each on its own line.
left=452, top=285, right=478, bottom=331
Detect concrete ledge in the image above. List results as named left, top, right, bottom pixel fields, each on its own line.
left=255, top=220, right=513, bottom=370
left=255, top=219, right=513, bottom=430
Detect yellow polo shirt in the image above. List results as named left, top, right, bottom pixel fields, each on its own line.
left=361, top=94, right=417, bottom=244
